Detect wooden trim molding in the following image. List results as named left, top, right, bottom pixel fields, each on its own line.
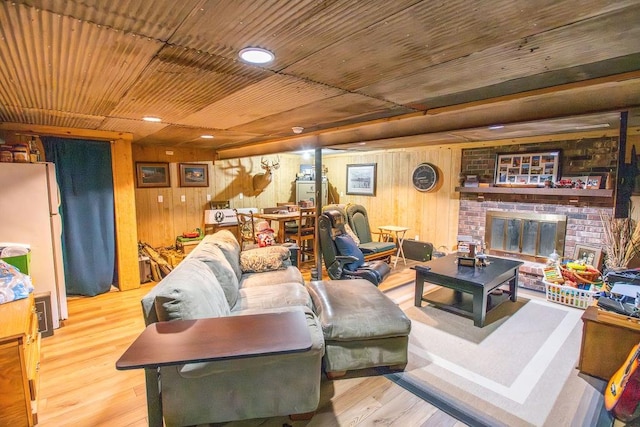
left=111, top=139, right=140, bottom=291
left=0, top=123, right=133, bottom=141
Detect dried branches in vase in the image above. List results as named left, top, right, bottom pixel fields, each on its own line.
left=599, top=211, right=640, bottom=270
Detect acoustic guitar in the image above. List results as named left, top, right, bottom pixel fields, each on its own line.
left=606, top=343, right=640, bottom=422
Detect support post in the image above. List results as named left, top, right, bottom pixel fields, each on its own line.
left=315, top=148, right=323, bottom=279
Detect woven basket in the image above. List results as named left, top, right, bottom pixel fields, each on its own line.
left=559, top=265, right=600, bottom=284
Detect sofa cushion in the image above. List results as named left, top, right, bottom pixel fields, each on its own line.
left=202, top=230, right=243, bottom=281
left=334, top=234, right=364, bottom=271
left=359, top=241, right=397, bottom=253
left=240, top=246, right=290, bottom=273
left=240, top=266, right=304, bottom=288
left=144, top=259, right=231, bottom=323
left=190, top=243, right=239, bottom=307
left=233, top=282, right=312, bottom=312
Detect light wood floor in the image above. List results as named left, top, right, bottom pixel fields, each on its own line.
left=37, top=260, right=468, bottom=427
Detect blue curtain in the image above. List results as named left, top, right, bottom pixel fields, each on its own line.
left=42, top=137, right=116, bottom=296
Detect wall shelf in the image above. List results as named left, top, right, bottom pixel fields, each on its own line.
left=455, top=187, right=613, bottom=197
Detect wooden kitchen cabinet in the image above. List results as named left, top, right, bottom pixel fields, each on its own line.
left=578, top=306, right=640, bottom=381
left=0, top=294, right=40, bottom=426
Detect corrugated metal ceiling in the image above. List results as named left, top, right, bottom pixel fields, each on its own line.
left=0, top=0, right=639, bottom=157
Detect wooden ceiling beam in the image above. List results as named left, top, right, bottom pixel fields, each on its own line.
left=0, top=123, right=133, bottom=141
left=216, top=75, right=640, bottom=159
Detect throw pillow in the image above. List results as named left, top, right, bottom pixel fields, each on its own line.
left=334, top=234, right=364, bottom=271
left=240, top=246, right=290, bottom=273
left=190, top=244, right=240, bottom=307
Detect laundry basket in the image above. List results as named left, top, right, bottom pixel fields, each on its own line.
left=544, top=280, right=598, bottom=309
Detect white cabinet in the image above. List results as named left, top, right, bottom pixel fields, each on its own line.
left=296, top=179, right=328, bottom=207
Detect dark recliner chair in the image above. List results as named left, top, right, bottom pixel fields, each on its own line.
left=318, top=209, right=390, bottom=286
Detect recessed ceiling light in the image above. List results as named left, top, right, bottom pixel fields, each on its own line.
left=292, top=126, right=304, bottom=134
left=200, top=135, right=214, bottom=139
left=239, top=47, right=275, bottom=64
left=574, top=123, right=610, bottom=130
left=143, top=116, right=162, bottom=122
left=488, top=125, right=504, bottom=130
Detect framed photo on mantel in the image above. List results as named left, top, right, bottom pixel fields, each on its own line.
left=494, top=150, right=560, bottom=187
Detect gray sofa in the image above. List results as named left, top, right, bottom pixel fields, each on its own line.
left=140, top=230, right=325, bottom=427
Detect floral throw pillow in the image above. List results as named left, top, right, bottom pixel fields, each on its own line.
left=240, top=246, right=290, bottom=273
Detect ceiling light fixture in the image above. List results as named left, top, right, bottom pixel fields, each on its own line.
left=239, top=47, right=275, bottom=64
left=488, top=125, right=504, bottom=130
left=574, top=123, right=610, bottom=130
left=200, top=134, right=214, bottom=139
left=143, top=116, right=162, bottom=122
left=292, top=126, right=304, bottom=134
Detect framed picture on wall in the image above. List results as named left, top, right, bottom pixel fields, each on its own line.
left=179, top=163, right=209, bottom=187
left=346, top=163, right=377, bottom=196
left=494, top=150, right=560, bottom=187
left=573, top=244, right=603, bottom=269
left=135, top=162, right=170, bottom=188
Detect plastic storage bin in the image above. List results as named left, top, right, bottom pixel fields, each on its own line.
left=544, top=280, right=598, bottom=309
left=0, top=245, right=31, bottom=275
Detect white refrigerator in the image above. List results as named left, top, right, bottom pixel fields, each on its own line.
left=0, top=162, right=68, bottom=328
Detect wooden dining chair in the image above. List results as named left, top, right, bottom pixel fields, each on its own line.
left=284, top=207, right=317, bottom=266
left=234, top=209, right=257, bottom=250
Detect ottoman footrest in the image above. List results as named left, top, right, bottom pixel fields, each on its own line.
left=307, top=279, right=411, bottom=377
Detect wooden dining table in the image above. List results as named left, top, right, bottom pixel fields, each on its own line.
left=253, top=211, right=301, bottom=243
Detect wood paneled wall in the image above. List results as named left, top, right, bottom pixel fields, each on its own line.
left=132, top=145, right=463, bottom=250
left=133, top=145, right=302, bottom=247
left=322, top=147, right=462, bottom=252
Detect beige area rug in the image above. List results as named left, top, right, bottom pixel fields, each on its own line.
left=383, top=284, right=613, bottom=427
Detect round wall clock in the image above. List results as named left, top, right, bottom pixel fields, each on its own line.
left=412, top=163, right=439, bottom=192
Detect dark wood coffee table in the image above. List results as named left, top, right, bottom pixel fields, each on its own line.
left=414, top=254, right=523, bottom=327
left=116, top=311, right=312, bottom=427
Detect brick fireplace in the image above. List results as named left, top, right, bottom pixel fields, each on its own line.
left=458, top=198, right=612, bottom=291
left=458, top=137, right=618, bottom=292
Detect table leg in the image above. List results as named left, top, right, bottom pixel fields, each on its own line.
left=414, top=273, right=425, bottom=307
left=509, top=272, right=518, bottom=302
left=145, top=368, right=163, bottom=427
left=394, top=230, right=407, bottom=268
left=472, top=290, right=488, bottom=327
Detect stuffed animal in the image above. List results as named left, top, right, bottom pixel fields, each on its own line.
left=255, top=220, right=275, bottom=247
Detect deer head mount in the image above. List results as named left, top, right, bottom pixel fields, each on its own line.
left=252, top=156, right=280, bottom=195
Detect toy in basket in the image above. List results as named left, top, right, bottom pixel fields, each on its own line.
left=543, top=261, right=604, bottom=309
left=560, top=262, right=601, bottom=285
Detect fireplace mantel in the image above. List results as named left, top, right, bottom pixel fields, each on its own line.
left=455, top=187, right=613, bottom=197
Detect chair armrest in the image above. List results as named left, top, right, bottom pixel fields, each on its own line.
left=335, top=255, right=358, bottom=266
left=372, top=230, right=392, bottom=242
